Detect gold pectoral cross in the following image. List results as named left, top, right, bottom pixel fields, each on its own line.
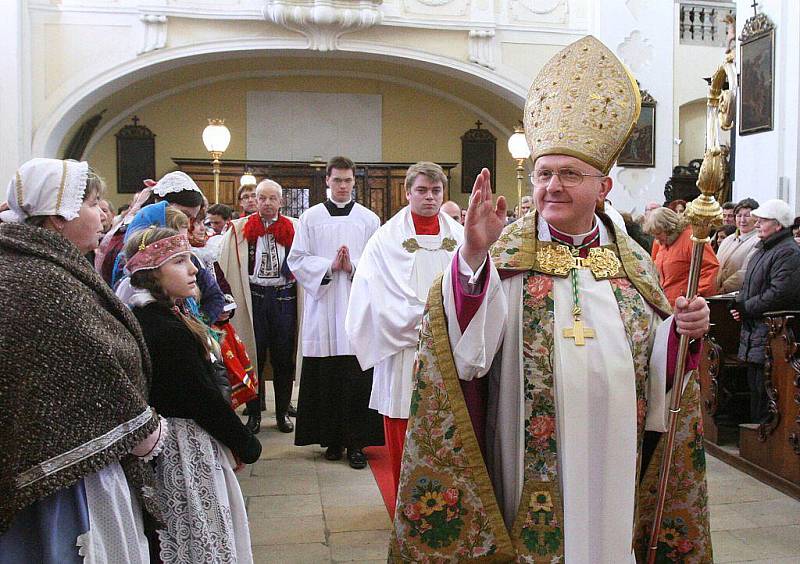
left=563, top=318, right=595, bottom=346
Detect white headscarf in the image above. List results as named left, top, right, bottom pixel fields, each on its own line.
left=152, top=171, right=201, bottom=197
left=6, top=158, right=89, bottom=223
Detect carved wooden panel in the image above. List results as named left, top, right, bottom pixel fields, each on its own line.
left=116, top=117, right=156, bottom=194
left=461, top=121, right=496, bottom=193
left=173, top=159, right=456, bottom=223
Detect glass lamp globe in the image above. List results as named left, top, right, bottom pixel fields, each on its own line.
left=507, top=126, right=530, bottom=160
left=240, top=172, right=257, bottom=187
left=202, top=119, right=231, bottom=153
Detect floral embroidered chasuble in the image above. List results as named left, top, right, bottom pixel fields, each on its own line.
left=389, top=213, right=712, bottom=563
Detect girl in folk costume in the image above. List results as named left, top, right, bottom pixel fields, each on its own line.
left=0, top=159, right=165, bottom=563
left=124, top=228, right=261, bottom=564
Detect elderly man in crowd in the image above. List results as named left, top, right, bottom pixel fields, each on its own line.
left=716, top=198, right=760, bottom=293
left=731, top=199, right=800, bottom=423
left=441, top=200, right=462, bottom=224
left=219, top=179, right=298, bottom=433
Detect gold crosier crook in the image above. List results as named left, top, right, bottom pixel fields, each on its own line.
left=646, top=63, right=729, bottom=563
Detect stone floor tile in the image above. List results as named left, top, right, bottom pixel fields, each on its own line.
left=250, top=458, right=317, bottom=477
left=709, top=503, right=755, bottom=532
left=324, top=505, right=393, bottom=533
left=328, top=530, right=391, bottom=562
left=728, top=559, right=800, bottom=564
left=733, top=498, right=800, bottom=528
left=320, top=484, right=385, bottom=507
left=248, top=494, right=323, bottom=519
left=239, top=472, right=319, bottom=496
left=726, top=525, right=800, bottom=558
left=707, top=478, right=787, bottom=505
left=710, top=530, right=763, bottom=563
left=249, top=514, right=326, bottom=546
left=252, top=542, right=331, bottom=563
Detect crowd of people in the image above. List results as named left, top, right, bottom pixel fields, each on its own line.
left=0, top=153, right=471, bottom=562
left=2, top=150, right=799, bottom=563
left=6, top=30, right=800, bottom=563
left=1, top=146, right=799, bottom=563
left=636, top=195, right=800, bottom=424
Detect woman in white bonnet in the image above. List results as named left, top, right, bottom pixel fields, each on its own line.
left=0, top=158, right=166, bottom=563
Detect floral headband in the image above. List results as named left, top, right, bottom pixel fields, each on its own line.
left=126, top=232, right=192, bottom=275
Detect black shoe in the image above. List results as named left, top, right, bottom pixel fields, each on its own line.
left=245, top=413, right=261, bottom=434
left=287, top=404, right=297, bottom=417
left=324, top=446, right=343, bottom=461
left=276, top=413, right=294, bottom=433
left=347, top=448, right=367, bottom=469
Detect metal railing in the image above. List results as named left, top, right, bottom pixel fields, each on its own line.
left=679, top=3, right=735, bottom=47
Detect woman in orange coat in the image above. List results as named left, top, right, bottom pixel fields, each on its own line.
left=645, top=207, right=719, bottom=306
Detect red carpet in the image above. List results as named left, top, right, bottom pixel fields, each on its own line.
left=364, top=445, right=396, bottom=520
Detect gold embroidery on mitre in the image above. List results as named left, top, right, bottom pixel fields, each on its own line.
left=523, top=35, right=642, bottom=174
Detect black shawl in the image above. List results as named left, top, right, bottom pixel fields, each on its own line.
left=0, top=222, right=160, bottom=533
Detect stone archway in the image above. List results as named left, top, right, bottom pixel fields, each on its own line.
left=34, top=41, right=529, bottom=159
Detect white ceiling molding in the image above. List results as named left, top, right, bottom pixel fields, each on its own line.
left=262, top=0, right=383, bottom=51
left=138, top=14, right=168, bottom=54
left=82, top=68, right=515, bottom=159
left=468, top=29, right=496, bottom=69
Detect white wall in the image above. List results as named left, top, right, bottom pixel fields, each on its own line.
left=0, top=1, right=27, bottom=195
left=733, top=0, right=800, bottom=213
left=590, top=0, right=675, bottom=214
left=679, top=98, right=708, bottom=164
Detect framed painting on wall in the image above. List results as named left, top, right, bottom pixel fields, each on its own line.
left=618, top=88, right=656, bottom=168
left=739, top=23, right=775, bottom=135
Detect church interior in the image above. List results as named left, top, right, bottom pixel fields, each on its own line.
left=2, top=0, right=799, bottom=562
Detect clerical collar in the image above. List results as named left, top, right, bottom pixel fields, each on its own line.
left=324, top=199, right=355, bottom=217
left=548, top=221, right=599, bottom=247
left=260, top=214, right=278, bottom=225
left=411, top=211, right=440, bottom=235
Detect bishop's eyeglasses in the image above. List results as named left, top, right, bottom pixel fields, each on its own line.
left=530, top=168, right=607, bottom=188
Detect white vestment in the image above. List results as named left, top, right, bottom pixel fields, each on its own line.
left=287, top=202, right=380, bottom=357
left=443, top=217, right=681, bottom=564
left=345, top=206, right=464, bottom=419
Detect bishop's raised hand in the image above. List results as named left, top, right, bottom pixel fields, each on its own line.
left=461, top=168, right=507, bottom=271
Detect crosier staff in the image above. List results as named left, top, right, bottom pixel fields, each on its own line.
left=647, top=64, right=729, bottom=563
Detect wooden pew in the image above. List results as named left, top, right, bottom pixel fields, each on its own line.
left=739, top=311, right=800, bottom=487
left=698, top=296, right=749, bottom=443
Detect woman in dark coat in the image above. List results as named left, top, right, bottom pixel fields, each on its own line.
left=731, top=199, right=800, bottom=422
left=0, top=159, right=164, bottom=563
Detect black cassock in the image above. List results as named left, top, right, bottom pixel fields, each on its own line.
left=294, top=355, right=384, bottom=449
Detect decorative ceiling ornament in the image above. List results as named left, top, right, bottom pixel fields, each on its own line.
left=263, top=0, right=383, bottom=51
left=510, top=0, right=568, bottom=24
left=617, top=30, right=653, bottom=75
left=468, top=29, right=496, bottom=69
left=739, top=9, right=775, bottom=42
left=138, top=14, right=167, bottom=55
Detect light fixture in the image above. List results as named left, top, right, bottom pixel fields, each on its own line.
left=202, top=118, right=231, bottom=204
left=240, top=171, right=257, bottom=187
left=507, top=122, right=531, bottom=217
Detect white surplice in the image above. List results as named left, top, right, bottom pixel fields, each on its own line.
left=345, top=206, right=464, bottom=419
left=443, top=217, right=679, bottom=564
left=287, top=201, right=380, bottom=357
